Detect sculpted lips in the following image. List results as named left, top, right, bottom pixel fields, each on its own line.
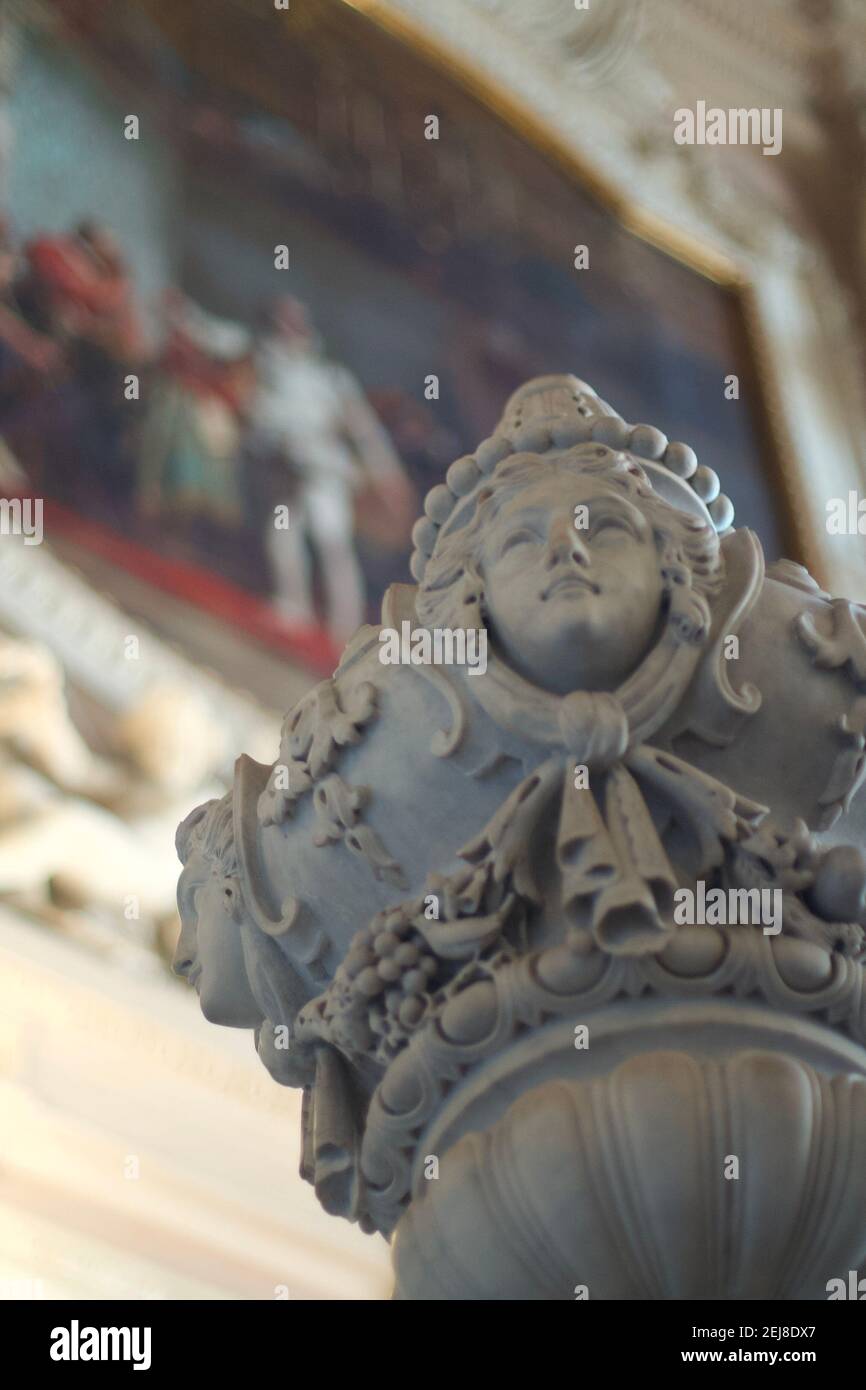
left=541, top=571, right=600, bottom=600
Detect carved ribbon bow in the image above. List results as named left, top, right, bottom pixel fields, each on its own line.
left=464, top=744, right=767, bottom=958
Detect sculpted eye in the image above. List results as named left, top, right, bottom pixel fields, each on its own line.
left=500, top=528, right=539, bottom=555
left=590, top=516, right=633, bottom=541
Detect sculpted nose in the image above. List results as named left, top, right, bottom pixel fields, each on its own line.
left=546, top=515, right=590, bottom=568
left=172, top=916, right=196, bottom=977
left=172, top=946, right=194, bottom=978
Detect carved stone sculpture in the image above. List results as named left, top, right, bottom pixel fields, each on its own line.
left=176, top=374, right=866, bottom=1299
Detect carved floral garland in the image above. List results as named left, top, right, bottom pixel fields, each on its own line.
left=360, top=923, right=866, bottom=1235
left=256, top=659, right=406, bottom=888
left=280, top=740, right=866, bottom=1233
left=795, top=598, right=866, bottom=829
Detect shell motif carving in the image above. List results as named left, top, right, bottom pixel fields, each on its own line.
left=392, top=1050, right=866, bottom=1300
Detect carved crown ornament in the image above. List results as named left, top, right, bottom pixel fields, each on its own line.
left=176, top=374, right=866, bottom=1297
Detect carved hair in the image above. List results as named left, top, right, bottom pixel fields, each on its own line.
left=417, top=446, right=724, bottom=640
left=175, top=794, right=238, bottom=878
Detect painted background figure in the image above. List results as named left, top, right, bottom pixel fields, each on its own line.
left=249, top=296, right=413, bottom=640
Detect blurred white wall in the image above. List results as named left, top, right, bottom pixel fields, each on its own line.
left=0, top=906, right=392, bottom=1299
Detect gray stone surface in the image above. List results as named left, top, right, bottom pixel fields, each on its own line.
left=176, top=374, right=866, bottom=1298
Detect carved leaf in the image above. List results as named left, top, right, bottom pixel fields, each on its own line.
left=796, top=600, right=866, bottom=688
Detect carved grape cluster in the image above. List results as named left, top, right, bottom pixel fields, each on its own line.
left=293, top=843, right=521, bottom=1066
left=344, top=909, right=441, bottom=1060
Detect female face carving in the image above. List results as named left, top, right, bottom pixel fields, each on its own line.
left=479, top=476, right=666, bottom=694
left=174, top=855, right=263, bottom=1027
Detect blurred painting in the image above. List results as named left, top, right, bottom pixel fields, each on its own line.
left=0, top=0, right=789, bottom=675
